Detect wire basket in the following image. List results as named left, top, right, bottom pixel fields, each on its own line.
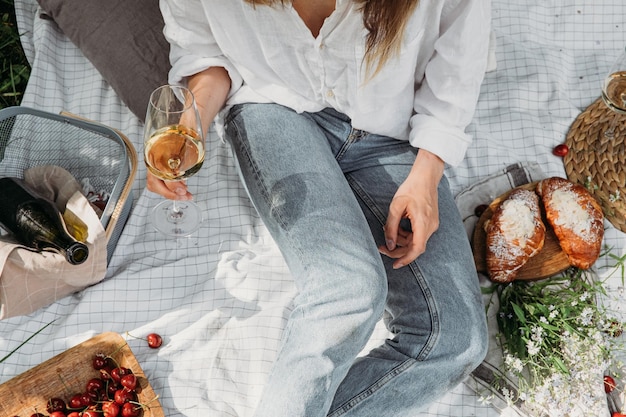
left=0, top=106, right=137, bottom=264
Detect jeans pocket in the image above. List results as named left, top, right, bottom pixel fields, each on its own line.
left=224, top=103, right=246, bottom=126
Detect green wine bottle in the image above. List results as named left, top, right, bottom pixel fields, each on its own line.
left=0, top=177, right=89, bottom=265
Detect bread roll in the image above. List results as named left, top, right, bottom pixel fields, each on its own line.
left=485, top=188, right=546, bottom=283
left=536, top=177, right=604, bottom=269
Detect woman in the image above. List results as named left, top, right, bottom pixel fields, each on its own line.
left=152, top=0, right=491, bottom=416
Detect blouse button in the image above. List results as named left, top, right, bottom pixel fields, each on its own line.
left=326, top=89, right=335, bottom=98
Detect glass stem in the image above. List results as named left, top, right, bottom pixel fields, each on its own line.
left=169, top=199, right=184, bottom=222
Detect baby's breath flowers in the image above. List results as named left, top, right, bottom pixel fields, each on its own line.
left=489, top=265, right=625, bottom=416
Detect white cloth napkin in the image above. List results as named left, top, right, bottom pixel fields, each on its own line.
left=456, top=162, right=610, bottom=417
left=0, top=166, right=107, bottom=320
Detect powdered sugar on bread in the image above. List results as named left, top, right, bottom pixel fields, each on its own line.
left=549, top=188, right=593, bottom=239
left=485, top=188, right=545, bottom=282
left=497, top=197, right=539, bottom=248
left=536, top=177, right=604, bottom=270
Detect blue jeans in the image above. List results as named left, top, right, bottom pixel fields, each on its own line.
left=224, top=103, right=488, bottom=417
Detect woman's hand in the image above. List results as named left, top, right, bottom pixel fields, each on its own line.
left=146, top=173, right=192, bottom=200
left=378, top=149, right=444, bottom=269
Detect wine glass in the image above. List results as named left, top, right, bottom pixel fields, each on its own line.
left=144, top=85, right=205, bottom=237
left=601, top=46, right=626, bottom=139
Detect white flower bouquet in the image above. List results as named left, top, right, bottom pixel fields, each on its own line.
left=484, top=250, right=626, bottom=417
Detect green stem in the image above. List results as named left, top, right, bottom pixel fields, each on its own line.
left=0, top=319, right=56, bottom=363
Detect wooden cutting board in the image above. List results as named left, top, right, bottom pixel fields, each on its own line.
left=472, top=182, right=571, bottom=281
left=0, top=332, right=164, bottom=417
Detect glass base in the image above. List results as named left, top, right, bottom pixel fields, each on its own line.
left=150, top=199, right=203, bottom=237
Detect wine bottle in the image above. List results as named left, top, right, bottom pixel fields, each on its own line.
left=0, top=177, right=89, bottom=265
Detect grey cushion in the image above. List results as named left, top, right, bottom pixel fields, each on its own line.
left=36, top=0, right=171, bottom=121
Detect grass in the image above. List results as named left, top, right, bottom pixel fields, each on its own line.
left=0, top=0, right=30, bottom=109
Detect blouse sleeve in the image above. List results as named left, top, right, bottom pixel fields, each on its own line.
left=409, top=0, right=491, bottom=166
left=159, top=0, right=243, bottom=97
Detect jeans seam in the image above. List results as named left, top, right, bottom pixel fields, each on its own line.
left=335, top=129, right=366, bottom=161
left=408, top=263, right=440, bottom=360
left=346, top=173, right=441, bottom=360
left=345, top=174, right=386, bottom=226
left=327, top=359, right=417, bottom=417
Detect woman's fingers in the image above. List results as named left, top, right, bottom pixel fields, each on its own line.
left=146, top=173, right=192, bottom=200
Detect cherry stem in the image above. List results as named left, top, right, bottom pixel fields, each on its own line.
left=125, top=331, right=145, bottom=341
left=57, top=372, right=72, bottom=392
left=106, top=342, right=131, bottom=368
left=130, top=394, right=160, bottom=413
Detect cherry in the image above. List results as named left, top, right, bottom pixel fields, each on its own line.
left=605, top=374, right=617, bottom=393
left=121, top=373, right=138, bottom=391
left=108, top=381, right=121, bottom=397
left=114, top=388, right=138, bottom=405
left=68, top=393, right=84, bottom=409
left=86, top=377, right=105, bottom=393
left=102, top=400, right=121, bottom=417
left=35, top=349, right=150, bottom=417
left=79, top=391, right=96, bottom=407
left=100, top=366, right=115, bottom=381
left=474, top=204, right=489, bottom=217
left=147, top=333, right=163, bottom=349
left=46, top=397, right=67, bottom=413
left=93, top=352, right=108, bottom=370
left=553, top=143, right=569, bottom=157
left=111, top=367, right=132, bottom=383
left=122, top=402, right=142, bottom=417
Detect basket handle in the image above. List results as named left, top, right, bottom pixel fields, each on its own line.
left=59, top=111, right=138, bottom=242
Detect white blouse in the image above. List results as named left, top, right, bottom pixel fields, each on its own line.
left=159, top=0, right=491, bottom=166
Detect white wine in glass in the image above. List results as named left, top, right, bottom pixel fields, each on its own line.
left=144, top=85, right=205, bottom=237
left=601, top=46, right=626, bottom=138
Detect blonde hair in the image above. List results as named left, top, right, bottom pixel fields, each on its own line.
left=244, top=0, right=420, bottom=77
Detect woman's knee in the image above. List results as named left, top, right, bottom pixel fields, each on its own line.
left=443, top=297, right=489, bottom=370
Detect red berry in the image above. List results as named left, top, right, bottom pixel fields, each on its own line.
left=100, top=366, right=115, bottom=381
left=83, top=410, right=100, bottom=417
left=67, top=413, right=82, bottom=417
left=68, top=393, right=84, bottom=409
left=122, top=402, right=142, bottom=417
left=111, top=367, right=132, bottom=383
left=86, top=377, right=105, bottom=393
left=108, top=381, right=121, bottom=398
left=474, top=204, right=489, bottom=217
left=49, top=412, right=66, bottom=417
left=605, top=374, right=617, bottom=393
left=47, top=397, right=67, bottom=413
left=121, top=373, right=138, bottom=390
left=114, top=388, right=138, bottom=405
left=93, top=352, right=108, bottom=370
left=553, top=144, right=569, bottom=157
left=147, top=333, right=163, bottom=349
left=102, top=400, right=121, bottom=417
left=79, top=392, right=96, bottom=407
